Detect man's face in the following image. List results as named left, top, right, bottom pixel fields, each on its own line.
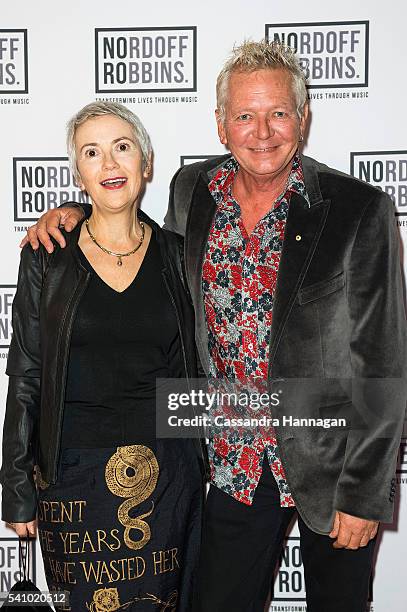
left=217, top=68, right=308, bottom=181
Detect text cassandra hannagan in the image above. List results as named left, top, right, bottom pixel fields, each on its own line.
left=167, top=416, right=347, bottom=429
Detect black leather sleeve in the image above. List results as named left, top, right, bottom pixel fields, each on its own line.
left=169, top=230, right=207, bottom=380
left=59, top=200, right=92, bottom=219
left=163, top=166, right=188, bottom=235
left=0, top=246, right=43, bottom=522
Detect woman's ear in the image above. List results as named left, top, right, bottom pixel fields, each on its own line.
left=77, top=174, right=85, bottom=191
left=143, top=155, right=152, bottom=179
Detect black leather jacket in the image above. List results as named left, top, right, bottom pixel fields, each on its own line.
left=1, top=210, right=207, bottom=523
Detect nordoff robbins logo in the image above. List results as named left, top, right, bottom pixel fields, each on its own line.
left=0, top=538, right=36, bottom=596
left=13, top=157, right=89, bottom=222
left=0, top=30, right=28, bottom=93
left=0, top=287, right=16, bottom=348
left=350, top=151, right=407, bottom=215
left=270, top=536, right=372, bottom=606
left=95, top=27, right=197, bottom=93
left=272, top=537, right=305, bottom=601
left=265, top=21, right=369, bottom=88
left=397, top=439, right=407, bottom=475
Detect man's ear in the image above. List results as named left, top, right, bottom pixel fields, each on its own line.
left=215, top=109, right=227, bottom=146
left=299, top=102, right=309, bottom=139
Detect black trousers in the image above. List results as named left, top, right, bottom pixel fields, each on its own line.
left=194, top=459, right=375, bottom=612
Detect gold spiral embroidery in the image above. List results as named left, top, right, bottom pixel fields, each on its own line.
left=105, top=445, right=159, bottom=550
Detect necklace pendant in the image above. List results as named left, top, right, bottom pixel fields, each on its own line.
left=85, top=218, right=145, bottom=265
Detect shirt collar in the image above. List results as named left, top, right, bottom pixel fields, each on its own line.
left=208, top=152, right=310, bottom=210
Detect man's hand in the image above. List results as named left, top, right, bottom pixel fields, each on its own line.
left=20, top=206, right=85, bottom=253
left=329, top=511, right=378, bottom=549
left=7, top=519, right=37, bottom=537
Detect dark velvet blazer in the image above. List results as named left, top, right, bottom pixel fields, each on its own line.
left=164, top=153, right=407, bottom=534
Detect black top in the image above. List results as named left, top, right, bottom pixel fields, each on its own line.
left=62, top=233, right=182, bottom=448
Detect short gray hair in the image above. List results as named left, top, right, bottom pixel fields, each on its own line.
left=66, top=101, right=152, bottom=182
left=216, top=40, right=308, bottom=122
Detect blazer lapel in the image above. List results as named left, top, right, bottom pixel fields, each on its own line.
left=269, top=193, right=330, bottom=364
left=185, top=172, right=217, bottom=373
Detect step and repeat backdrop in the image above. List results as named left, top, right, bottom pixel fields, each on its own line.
left=0, top=1, right=406, bottom=610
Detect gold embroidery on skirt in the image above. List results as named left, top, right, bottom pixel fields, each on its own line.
left=86, top=587, right=121, bottom=611
left=132, top=590, right=178, bottom=611
left=35, top=465, right=50, bottom=490
left=105, top=445, right=159, bottom=550
left=86, top=588, right=178, bottom=611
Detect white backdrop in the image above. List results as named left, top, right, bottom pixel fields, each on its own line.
left=0, top=1, right=406, bottom=610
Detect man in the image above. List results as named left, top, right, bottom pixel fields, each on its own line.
left=23, top=41, right=406, bottom=611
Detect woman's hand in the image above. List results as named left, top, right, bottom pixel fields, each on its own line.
left=7, top=520, right=37, bottom=537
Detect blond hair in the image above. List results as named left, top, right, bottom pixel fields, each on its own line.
left=216, top=40, right=308, bottom=121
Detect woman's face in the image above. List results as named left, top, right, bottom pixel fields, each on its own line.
left=75, top=114, right=149, bottom=212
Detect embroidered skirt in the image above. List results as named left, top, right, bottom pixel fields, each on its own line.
left=37, top=440, right=203, bottom=611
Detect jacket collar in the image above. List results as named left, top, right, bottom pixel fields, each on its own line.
left=204, top=152, right=324, bottom=207
left=300, top=153, right=324, bottom=207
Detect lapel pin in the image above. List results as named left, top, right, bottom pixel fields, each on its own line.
left=295, top=235, right=302, bottom=241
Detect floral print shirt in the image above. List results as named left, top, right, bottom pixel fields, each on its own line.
left=203, top=153, right=309, bottom=506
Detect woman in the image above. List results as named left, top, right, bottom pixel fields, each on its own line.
left=1, top=102, right=205, bottom=611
